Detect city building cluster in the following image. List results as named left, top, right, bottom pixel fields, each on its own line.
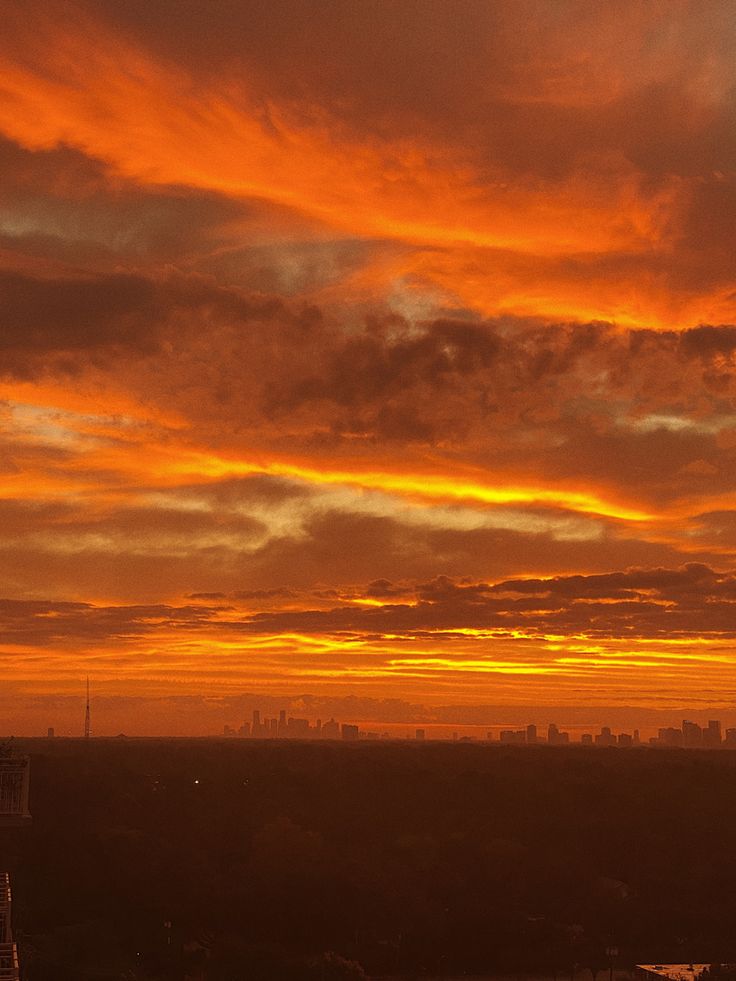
left=224, top=712, right=736, bottom=747
left=653, top=719, right=735, bottom=748
left=500, top=720, right=736, bottom=747
left=497, top=722, right=638, bottom=746
left=223, top=710, right=367, bottom=741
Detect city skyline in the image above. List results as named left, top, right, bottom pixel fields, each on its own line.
left=3, top=2, right=736, bottom=731
left=9, top=686, right=736, bottom=744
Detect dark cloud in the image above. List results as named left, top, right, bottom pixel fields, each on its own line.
left=266, top=318, right=499, bottom=414
left=6, top=563, right=734, bottom=649
left=0, top=269, right=161, bottom=362
left=0, top=266, right=293, bottom=377
left=231, top=587, right=298, bottom=600
left=0, top=598, right=220, bottom=646
left=239, top=564, right=736, bottom=640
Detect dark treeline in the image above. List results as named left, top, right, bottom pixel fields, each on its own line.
left=3, top=739, right=736, bottom=980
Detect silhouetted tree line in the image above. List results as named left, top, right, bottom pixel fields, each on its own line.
left=5, top=739, right=736, bottom=980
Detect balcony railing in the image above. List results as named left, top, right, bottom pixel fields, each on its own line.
left=0, top=942, right=19, bottom=981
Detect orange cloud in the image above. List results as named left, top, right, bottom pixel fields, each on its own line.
left=1, top=2, right=734, bottom=329
left=3, top=1, right=736, bottom=731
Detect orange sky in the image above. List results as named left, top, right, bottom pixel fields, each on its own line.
left=2, top=0, right=736, bottom=735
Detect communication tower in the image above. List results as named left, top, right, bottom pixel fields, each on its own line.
left=84, top=676, right=91, bottom=740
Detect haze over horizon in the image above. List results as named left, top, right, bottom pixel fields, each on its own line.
left=3, top=0, right=736, bottom=734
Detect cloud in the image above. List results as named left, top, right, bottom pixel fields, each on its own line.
left=0, top=265, right=296, bottom=377
left=6, top=562, right=734, bottom=648
left=2, top=0, right=736, bottom=328
left=234, top=563, right=736, bottom=640
left=0, top=597, right=220, bottom=646
left=3, top=0, right=736, bottom=727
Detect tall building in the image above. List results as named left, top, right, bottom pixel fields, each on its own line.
left=0, top=873, right=12, bottom=944
left=321, top=718, right=340, bottom=739
left=595, top=727, right=616, bottom=747
left=500, top=730, right=526, bottom=745
left=341, top=724, right=360, bottom=741
left=0, top=745, right=30, bottom=981
left=288, top=718, right=310, bottom=737
left=547, top=723, right=569, bottom=745
left=0, top=874, right=19, bottom=981
left=682, top=720, right=703, bottom=748
left=0, top=757, right=31, bottom=827
left=704, top=720, right=722, bottom=748
left=658, top=726, right=683, bottom=747
left=526, top=724, right=537, bottom=745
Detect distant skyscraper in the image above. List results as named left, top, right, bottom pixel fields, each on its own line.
left=595, top=726, right=616, bottom=747
left=288, top=718, right=310, bottom=737
left=704, top=720, right=722, bottom=748
left=682, top=720, right=702, bottom=748
left=547, top=723, right=565, bottom=745
left=46, top=728, right=54, bottom=739
left=526, top=724, right=537, bottom=745
left=658, top=726, right=683, bottom=747
left=321, top=718, right=340, bottom=739
left=84, top=677, right=91, bottom=740
left=415, top=729, right=425, bottom=741
left=500, top=729, right=525, bottom=745
left=341, top=724, right=360, bottom=741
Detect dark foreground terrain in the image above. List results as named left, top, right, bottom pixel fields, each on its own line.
left=3, top=739, right=736, bottom=980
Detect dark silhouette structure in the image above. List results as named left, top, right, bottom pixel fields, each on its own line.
left=0, top=749, right=30, bottom=827
left=0, top=743, right=29, bottom=981
left=84, top=676, right=91, bottom=741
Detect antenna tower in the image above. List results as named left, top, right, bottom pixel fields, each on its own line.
left=84, top=676, right=91, bottom=740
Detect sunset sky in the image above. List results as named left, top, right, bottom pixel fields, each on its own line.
left=3, top=0, right=736, bottom=735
